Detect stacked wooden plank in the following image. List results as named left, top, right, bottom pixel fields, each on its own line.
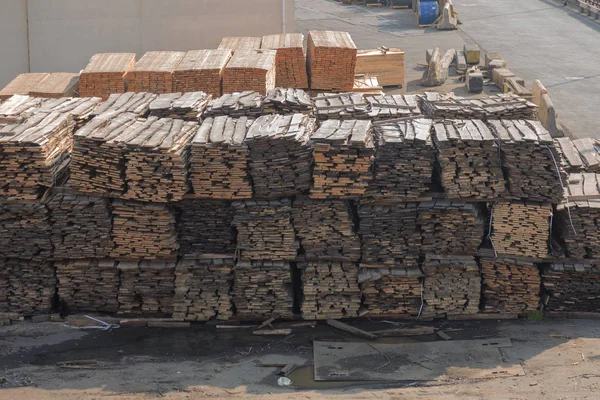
left=246, top=114, right=315, bottom=199
left=563, top=172, right=600, bottom=200
left=204, top=92, right=264, bottom=118
left=480, top=258, right=541, bottom=314
left=218, top=36, right=262, bottom=53
left=0, top=201, right=52, bottom=260
left=0, top=73, right=50, bottom=100
left=36, top=96, right=102, bottom=128
left=307, top=31, right=357, bottom=91
left=29, top=73, right=80, bottom=98
left=173, top=49, right=233, bottom=97
left=91, top=92, right=158, bottom=118
left=353, top=76, right=383, bottom=96
left=356, top=48, right=405, bottom=87
left=365, top=94, right=421, bottom=120
left=0, top=95, right=47, bottom=125
left=261, top=33, right=309, bottom=88
left=111, top=200, right=179, bottom=260
left=55, top=259, right=119, bottom=313
left=189, top=116, right=253, bottom=199
left=232, top=260, right=294, bottom=320
left=117, top=260, right=176, bottom=317
left=358, top=267, right=424, bottom=317
left=310, top=120, right=373, bottom=199
left=542, top=263, right=600, bottom=312
left=314, top=93, right=369, bottom=120
left=291, top=199, right=360, bottom=261
left=232, top=199, right=298, bottom=260
left=222, top=50, right=277, bottom=95
left=555, top=198, right=600, bottom=259
left=125, top=51, right=186, bottom=94
left=262, top=88, right=314, bottom=114
left=488, top=119, right=566, bottom=203
left=173, top=256, right=234, bottom=321
left=80, top=53, right=136, bottom=100
left=299, top=261, right=361, bottom=320
left=433, top=119, right=506, bottom=200
left=554, top=137, right=600, bottom=173
left=420, top=92, right=538, bottom=120
left=0, top=260, right=56, bottom=317
left=148, top=91, right=210, bottom=121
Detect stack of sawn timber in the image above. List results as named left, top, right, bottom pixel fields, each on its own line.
left=263, top=88, right=313, bottom=114
left=80, top=53, right=136, bottom=100
left=554, top=137, right=600, bottom=173
left=126, top=51, right=186, bottom=94
left=542, top=263, right=600, bottom=312
left=365, top=94, right=420, bottom=120
left=218, top=37, right=262, bottom=53
left=555, top=196, right=600, bottom=259
left=0, top=95, right=47, bottom=125
left=222, top=50, right=277, bottom=95
left=0, top=259, right=56, bottom=316
left=307, top=31, right=357, bottom=91
left=90, top=92, right=157, bottom=118
left=0, top=200, right=52, bottom=260
left=204, top=92, right=264, bottom=118
left=173, top=49, right=233, bottom=97
left=261, top=33, right=309, bottom=89
left=314, top=93, right=369, bottom=120
left=0, top=73, right=50, bottom=100
left=421, top=92, right=538, bottom=120
left=148, top=91, right=210, bottom=121
left=358, top=267, right=424, bottom=317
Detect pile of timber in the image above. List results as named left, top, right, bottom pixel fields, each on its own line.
left=261, top=33, right=309, bottom=88
left=111, top=200, right=179, bottom=260
left=0, top=95, right=47, bottom=124
left=358, top=267, right=423, bottom=317
left=314, top=93, right=369, bottom=120
left=422, top=256, right=480, bottom=318
left=232, top=199, right=298, bottom=260
left=307, top=31, right=357, bottom=91
left=480, top=258, right=541, bottom=314
left=246, top=114, right=315, bottom=199
left=80, top=53, right=136, bottom=100
left=218, top=37, right=262, bottom=53
left=232, top=260, right=294, bottom=320
left=353, top=75, right=383, bottom=96
left=91, top=92, right=157, bottom=118
left=0, top=73, right=49, bottom=100
left=55, top=260, right=119, bottom=313
left=310, top=119, right=374, bottom=199
left=0, top=201, right=52, bottom=260
left=262, top=88, right=313, bottom=114
left=299, top=261, right=361, bottom=320
left=0, top=260, right=56, bottom=317
left=148, top=91, right=210, bottom=120
left=365, top=94, right=420, bottom=120
left=563, top=172, right=600, bottom=201
left=367, top=118, right=435, bottom=201
left=542, top=263, right=600, bottom=312
left=204, top=92, right=264, bottom=118
left=117, top=261, right=176, bottom=317
left=35, top=96, right=102, bottom=128
left=555, top=198, right=600, bottom=259
left=488, top=119, right=566, bottom=203
left=356, top=48, right=405, bottom=88
left=554, top=137, right=600, bottom=173
left=173, top=256, right=234, bottom=321
left=30, top=73, right=80, bottom=98
left=420, top=92, right=538, bottom=120
left=291, top=199, right=360, bottom=261
left=189, top=116, right=253, bottom=199
left=125, top=51, right=186, bottom=94
left=176, top=199, right=236, bottom=255
left=173, top=49, right=233, bottom=97
left=433, top=119, right=505, bottom=200
left=222, top=50, right=277, bottom=95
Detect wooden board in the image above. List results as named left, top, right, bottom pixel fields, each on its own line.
left=356, top=48, right=405, bottom=87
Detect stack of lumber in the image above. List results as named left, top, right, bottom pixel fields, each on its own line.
left=314, top=93, right=369, bottom=120
left=204, top=92, right=264, bottom=118
left=555, top=198, right=600, bottom=259
left=419, top=201, right=485, bottom=256
left=490, top=201, right=552, bottom=259
left=111, top=200, right=179, bottom=260
left=173, top=49, right=233, bottom=97
left=0, top=73, right=50, bottom=100
left=218, top=36, right=262, bottom=53
left=554, top=137, right=600, bottom=173
left=0, top=95, right=47, bottom=124
left=299, top=261, right=361, bottom=320
left=125, top=51, right=186, bottom=94
left=488, top=119, right=566, bottom=203
left=307, top=31, right=357, bottom=91
left=262, top=88, right=313, bottom=114
left=358, top=203, right=420, bottom=268
left=148, top=91, right=210, bottom=121
left=0, top=260, right=56, bottom=316
left=480, top=258, right=541, bottom=314
left=365, top=94, right=421, bottom=120
left=358, top=267, right=424, bottom=317
left=117, top=261, right=176, bottom=317
left=367, top=118, right=435, bottom=201
left=542, top=263, right=600, bottom=312
left=48, top=193, right=114, bottom=259
left=232, top=199, right=298, bottom=260
left=433, top=119, right=505, bottom=200
left=222, top=50, right=277, bottom=95
left=55, top=260, right=119, bottom=313
left=29, top=73, right=80, bottom=98
left=173, top=256, right=234, bottom=321
left=420, top=92, right=538, bottom=120
left=232, top=260, right=294, bottom=320
left=291, top=199, right=360, bottom=261
left=0, top=201, right=52, bottom=260
left=310, top=119, right=374, bottom=199
left=261, top=33, right=309, bottom=88
left=80, top=53, right=136, bottom=100
left=36, top=96, right=102, bottom=128
left=176, top=199, right=236, bottom=255
left=189, top=116, right=253, bottom=199
left=356, top=48, right=405, bottom=87
left=563, top=172, right=600, bottom=201
left=422, top=256, right=480, bottom=318
left=353, top=75, right=383, bottom=95
left=246, top=114, right=315, bottom=199
left=91, top=92, right=157, bottom=118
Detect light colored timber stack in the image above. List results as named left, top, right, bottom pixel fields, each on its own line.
left=307, top=31, right=357, bottom=91
left=34, top=96, right=102, bottom=128
left=563, top=172, right=600, bottom=201
left=263, top=88, right=314, bottom=114
left=0, top=73, right=50, bottom=100
left=365, top=94, right=420, bottom=121
left=554, top=137, right=600, bottom=173
left=299, top=261, right=361, bottom=320
left=55, top=260, right=119, bottom=313
left=310, top=119, right=374, bottom=199
left=0, top=95, right=47, bottom=125
left=29, top=73, right=80, bottom=98
left=189, top=116, right=253, bottom=199
left=555, top=198, right=600, bottom=259
left=173, top=49, right=233, bottom=97
left=480, top=258, right=541, bottom=314
left=0, top=201, right=52, bottom=261
left=148, top=91, right=210, bottom=121
left=420, top=92, right=538, bottom=120
left=91, top=92, right=158, bottom=118
left=356, top=48, right=405, bottom=87
left=261, top=33, right=309, bottom=88
left=173, top=256, right=234, bottom=321
left=80, top=53, right=136, bottom=100
left=204, top=91, right=264, bottom=118
left=542, top=263, right=600, bottom=312
left=232, top=260, right=294, bottom=320
left=0, top=259, right=56, bottom=317
left=218, top=36, right=263, bottom=53
left=125, top=51, right=186, bottom=94
left=222, top=50, right=277, bottom=95
left=314, top=92, right=369, bottom=120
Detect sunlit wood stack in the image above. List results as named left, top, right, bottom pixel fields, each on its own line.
left=0, top=95, right=47, bottom=124
left=554, top=137, right=600, bottom=173
left=0, top=260, right=56, bottom=317
left=91, top=92, right=158, bottom=118
left=125, top=51, right=185, bottom=94
left=365, top=94, right=420, bottom=120
left=35, top=96, right=102, bottom=128
left=542, top=263, right=600, bottom=312
left=173, top=49, right=233, bottom=97
left=204, top=91, right=264, bottom=118
left=29, top=73, right=80, bottom=98
left=80, top=53, right=136, bottom=100
left=356, top=48, right=405, bottom=87
left=0, top=73, right=49, bottom=100
left=555, top=198, right=600, bottom=259
left=218, top=36, right=263, bottom=53
left=307, top=31, right=357, bottom=91
left=148, top=91, right=210, bottom=120
left=358, top=267, right=424, bottom=317
left=314, top=92, right=369, bottom=120
left=263, top=88, right=314, bottom=114
left=420, top=92, right=538, bottom=120
left=0, top=201, right=52, bottom=261
left=222, top=50, right=277, bottom=95
left=261, top=33, right=309, bottom=88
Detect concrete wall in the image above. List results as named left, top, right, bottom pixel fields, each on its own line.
left=0, top=0, right=29, bottom=89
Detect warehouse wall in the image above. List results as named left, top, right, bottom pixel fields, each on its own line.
left=0, top=0, right=29, bottom=89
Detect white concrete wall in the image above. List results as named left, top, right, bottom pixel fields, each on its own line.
left=0, top=0, right=29, bottom=89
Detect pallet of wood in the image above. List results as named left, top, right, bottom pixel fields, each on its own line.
left=555, top=198, right=600, bottom=259
left=480, top=257, right=541, bottom=314
left=246, top=114, right=315, bottom=199
left=29, top=73, right=80, bottom=98
left=204, top=91, right=264, bottom=118
left=542, top=262, right=600, bottom=312
left=173, top=49, right=233, bottom=97
left=314, top=92, right=369, bottom=120
left=420, top=92, right=538, bottom=120
left=55, top=259, right=119, bottom=313
left=261, top=33, right=309, bottom=88
left=80, top=53, right=136, bottom=100
left=218, top=36, right=263, bottom=53
left=125, top=51, right=186, bottom=94
left=0, top=73, right=50, bottom=100
left=173, top=256, right=234, bottom=321
left=358, top=267, right=423, bottom=317
left=554, top=137, right=600, bottom=173
left=310, top=119, right=374, bottom=199
left=148, top=91, right=210, bottom=121
left=263, top=88, right=314, bottom=114
left=0, top=95, right=47, bottom=125
left=307, top=31, right=357, bottom=91
left=356, top=48, right=405, bottom=87
left=189, top=116, right=253, bottom=199
left=365, top=94, right=421, bottom=120
left=0, top=201, right=52, bottom=261
left=222, top=50, right=277, bottom=95
left=299, top=261, right=361, bottom=320
left=91, top=92, right=158, bottom=118
left=0, top=259, right=56, bottom=317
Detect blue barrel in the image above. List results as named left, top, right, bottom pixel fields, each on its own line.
left=418, top=0, right=439, bottom=25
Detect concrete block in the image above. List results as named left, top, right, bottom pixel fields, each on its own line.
left=466, top=68, right=484, bottom=93
left=485, top=52, right=503, bottom=66
left=487, top=59, right=507, bottom=76
left=492, top=68, right=515, bottom=89
left=437, top=3, right=458, bottom=30
left=540, top=93, right=558, bottom=138
left=463, top=44, right=480, bottom=64
left=532, top=79, right=548, bottom=106
left=456, top=51, right=467, bottom=72
left=426, top=48, right=434, bottom=64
